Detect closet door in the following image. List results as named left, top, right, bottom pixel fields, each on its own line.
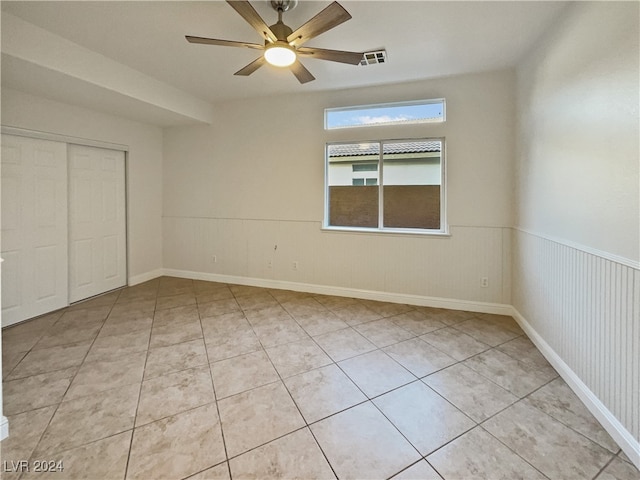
left=68, top=145, right=126, bottom=303
left=1, top=135, right=68, bottom=326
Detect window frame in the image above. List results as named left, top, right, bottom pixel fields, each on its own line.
left=324, top=98, right=446, bottom=130
left=323, top=137, right=448, bottom=236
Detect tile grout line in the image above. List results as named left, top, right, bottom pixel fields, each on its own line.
left=481, top=375, right=621, bottom=460
left=511, top=377, right=621, bottom=453
left=1, top=309, right=66, bottom=379
left=308, top=309, right=561, bottom=478
left=20, top=289, right=125, bottom=474
left=204, top=293, right=338, bottom=473
left=474, top=372, right=613, bottom=480
left=591, top=454, right=618, bottom=480
left=236, top=292, right=344, bottom=477
left=264, top=294, right=341, bottom=480
left=475, top=419, right=554, bottom=480
left=365, top=368, right=491, bottom=477
left=322, top=344, right=435, bottom=476
left=385, top=458, right=433, bottom=480
left=196, top=279, right=234, bottom=480
left=122, top=276, right=161, bottom=480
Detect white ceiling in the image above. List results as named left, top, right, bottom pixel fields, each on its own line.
left=1, top=1, right=569, bottom=124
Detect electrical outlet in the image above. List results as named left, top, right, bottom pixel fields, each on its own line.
left=267, top=259, right=273, bottom=269
left=212, top=255, right=217, bottom=263
left=480, top=277, right=489, bottom=288
left=292, top=261, right=299, bottom=271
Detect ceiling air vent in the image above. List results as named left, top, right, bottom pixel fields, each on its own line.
left=359, top=49, right=387, bottom=66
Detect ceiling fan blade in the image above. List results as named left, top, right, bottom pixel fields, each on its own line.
left=287, top=1, right=351, bottom=47
left=186, top=36, right=264, bottom=50
left=290, top=60, right=315, bottom=84
left=226, top=1, right=278, bottom=44
left=297, top=47, right=363, bottom=65
left=234, top=56, right=267, bottom=76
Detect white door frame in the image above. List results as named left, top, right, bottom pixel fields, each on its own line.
left=2, top=126, right=128, bottom=152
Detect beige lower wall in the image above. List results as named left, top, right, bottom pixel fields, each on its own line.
left=163, top=216, right=511, bottom=306
left=512, top=228, right=639, bottom=461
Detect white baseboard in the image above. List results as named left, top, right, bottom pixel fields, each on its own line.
left=162, top=268, right=513, bottom=316
left=129, top=269, right=163, bottom=286
left=511, top=307, right=640, bottom=469
left=0, top=416, right=8, bottom=441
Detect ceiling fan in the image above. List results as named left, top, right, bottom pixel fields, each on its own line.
left=186, top=0, right=364, bottom=84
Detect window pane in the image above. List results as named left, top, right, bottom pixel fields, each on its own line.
left=352, top=163, right=378, bottom=172
left=328, top=142, right=380, bottom=228
left=382, top=140, right=441, bottom=229
left=326, top=99, right=445, bottom=129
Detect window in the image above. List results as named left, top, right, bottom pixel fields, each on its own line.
left=352, top=163, right=378, bottom=172
left=325, top=99, right=445, bottom=129
left=325, top=139, right=445, bottom=233
left=352, top=178, right=378, bottom=186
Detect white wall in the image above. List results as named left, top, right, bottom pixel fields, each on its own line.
left=514, top=1, right=639, bottom=462
left=163, top=69, right=515, bottom=308
left=1, top=88, right=164, bottom=283
left=516, top=2, right=639, bottom=262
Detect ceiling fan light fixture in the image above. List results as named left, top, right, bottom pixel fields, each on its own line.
left=264, top=43, right=296, bottom=67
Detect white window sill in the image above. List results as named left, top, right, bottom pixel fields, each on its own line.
left=321, top=226, right=451, bottom=237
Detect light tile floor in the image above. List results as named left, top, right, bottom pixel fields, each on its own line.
left=1, top=276, right=638, bottom=480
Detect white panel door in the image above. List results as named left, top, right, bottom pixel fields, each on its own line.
left=1, top=134, right=68, bottom=326
left=68, top=145, right=126, bottom=303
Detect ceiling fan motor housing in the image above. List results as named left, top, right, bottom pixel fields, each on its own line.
left=270, top=0, right=297, bottom=13
left=269, top=21, right=294, bottom=43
